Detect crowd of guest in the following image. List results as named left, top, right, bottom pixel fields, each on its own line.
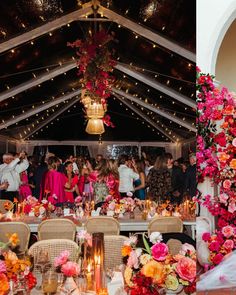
left=0, top=151, right=196, bottom=205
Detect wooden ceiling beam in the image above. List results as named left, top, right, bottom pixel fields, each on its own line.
left=112, top=88, right=196, bottom=132
left=0, top=89, right=81, bottom=130
left=115, top=63, right=196, bottom=109
left=21, top=96, right=81, bottom=140
left=0, top=5, right=93, bottom=54
left=0, top=61, right=76, bottom=103
left=98, top=5, right=195, bottom=62
left=113, top=93, right=183, bottom=142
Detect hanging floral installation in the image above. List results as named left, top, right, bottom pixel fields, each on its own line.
left=196, top=67, right=236, bottom=268
left=68, top=30, right=116, bottom=133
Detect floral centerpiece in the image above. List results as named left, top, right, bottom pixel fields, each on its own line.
left=0, top=233, right=36, bottom=294
left=122, top=232, right=196, bottom=295
left=68, top=30, right=116, bottom=129
left=202, top=225, right=236, bottom=269
left=21, top=196, right=55, bottom=218
left=196, top=69, right=236, bottom=270
left=54, top=250, right=80, bottom=294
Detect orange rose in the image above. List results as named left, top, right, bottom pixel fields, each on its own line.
left=141, top=260, right=166, bottom=284
left=229, top=159, right=236, bottom=169
left=223, top=105, right=234, bottom=115
left=7, top=233, right=20, bottom=247
left=0, top=273, right=9, bottom=295
left=122, top=245, right=132, bottom=257
left=221, top=122, right=228, bottom=129
left=218, top=152, right=230, bottom=162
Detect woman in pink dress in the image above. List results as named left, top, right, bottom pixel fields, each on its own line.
left=63, top=161, right=79, bottom=203
left=19, top=171, right=32, bottom=201
left=40, top=156, right=66, bottom=204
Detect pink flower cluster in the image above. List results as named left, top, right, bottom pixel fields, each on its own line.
left=54, top=250, right=80, bottom=277
left=202, top=225, right=236, bottom=267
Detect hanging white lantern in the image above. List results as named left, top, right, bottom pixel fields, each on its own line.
left=86, top=102, right=105, bottom=119
left=85, top=118, right=105, bottom=134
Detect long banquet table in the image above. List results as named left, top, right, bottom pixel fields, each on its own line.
left=18, top=215, right=196, bottom=239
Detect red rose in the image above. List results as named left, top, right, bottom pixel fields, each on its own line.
left=214, top=132, right=227, bottom=147
left=212, top=253, right=224, bottom=265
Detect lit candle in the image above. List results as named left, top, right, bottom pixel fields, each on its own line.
left=98, top=288, right=108, bottom=295
left=94, top=255, right=101, bottom=292
left=86, top=263, right=93, bottom=290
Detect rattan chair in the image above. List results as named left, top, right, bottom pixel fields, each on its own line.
left=0, top=199, right=14, bottom=213
left=0, top=221, right=30, bottom=254
left=148, top=216, right=183, bottom=236
left=28, top=239, right=79, bottom=273
left=166, top=238, right=183, bottom=255
left=38, top=218, right=77, bottom=241
left=104, top=235, right=129, bottom=270
left=85, top=217, right=120, bottom=235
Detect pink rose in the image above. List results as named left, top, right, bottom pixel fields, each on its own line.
left=223, top=180, right=232, bottom=190
left=223, top=240, right=234, bottom=251
left=0, top=260, right=6, bottom=273
left=208, top=241, right=220, bottom=252
left=222, top=225, right=234, bottom=238
left=232, top=138, right=236, bottom=147
left=176, top=257, right=196, bottom=282
left=127, top=250, right=139, bottom=269
left=202, top=232, right=211, bottom=242
left=61, top=261, right=80, bottom=277
left=179, top=243, right=196, bottom=256
left=219, top=194, right=229, bottom=204
left=228, top=201, right=236, bottom=214
left=54, top=250, right=70, bottom=267
left=151, top=242, right=169, bottom=261
left=212, top=253, right=224, bottom=265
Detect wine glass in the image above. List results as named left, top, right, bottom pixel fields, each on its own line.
left=34, top=249, right=51, bottom=290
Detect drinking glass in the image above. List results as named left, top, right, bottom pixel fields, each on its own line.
left=42, top=271, right=58, bottom=294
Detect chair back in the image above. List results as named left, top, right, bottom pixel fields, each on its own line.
left=0, top=199, right=14, bottom=213
left=104, top=235, right=129, bottom=270
left=85, top=217, right=120, bottom=235
left=148, top=216, right=183, bottom=236
left=0, top=222, right=30, bottom=254
left=38, top=218, right=77, bottom=241
left=166, top=238, right=183, bottom=255
left=28, top=239, right=79, bottom=273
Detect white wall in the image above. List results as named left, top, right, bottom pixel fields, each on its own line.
left=216, top=20, right=236, bottom=90
left=197, top=0, right=236, bottom=74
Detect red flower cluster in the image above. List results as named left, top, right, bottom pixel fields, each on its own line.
left=68, top=31, right=116, bottom=100
left=197, top=69, right=236, bottom=269
left=129, top=273, right=160, bottom=295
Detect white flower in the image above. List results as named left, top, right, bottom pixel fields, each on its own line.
left=124, top=235, right=137, bottom=246
left=135, top=248, right=142, bottom=257
left=41, top=199, right=48, bottom=204
left=149, top=232, right=163, bottom=244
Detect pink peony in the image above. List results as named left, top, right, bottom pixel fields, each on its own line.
left=219, top=193, right=229, bottom=204
left=54, top=250, right=70, bottom=267
left=222, top=225, right=235, bottom=238
left=232, top=138, right=236, bottom=147
left=179, top=243, right=196, bottom=256
left=61, top=261, right=80, bottom=277
left=127, top=250, right=139, bottom=269
left=228, top=201, right=236, bottom=213
left=212, top=253, right=224, bottom=265
left=0, top=260, right=6, bottom=273
left=202, top=232, right=211, bottom=242
left=208, top=241, right=220, bottom=252
left=223, top=240, right=234, bottom=251
left=151, top=242, right=169, bottom=261
left=223, top=180, right=232, bottom=190
left=176, top=257, right=196, bottom=282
